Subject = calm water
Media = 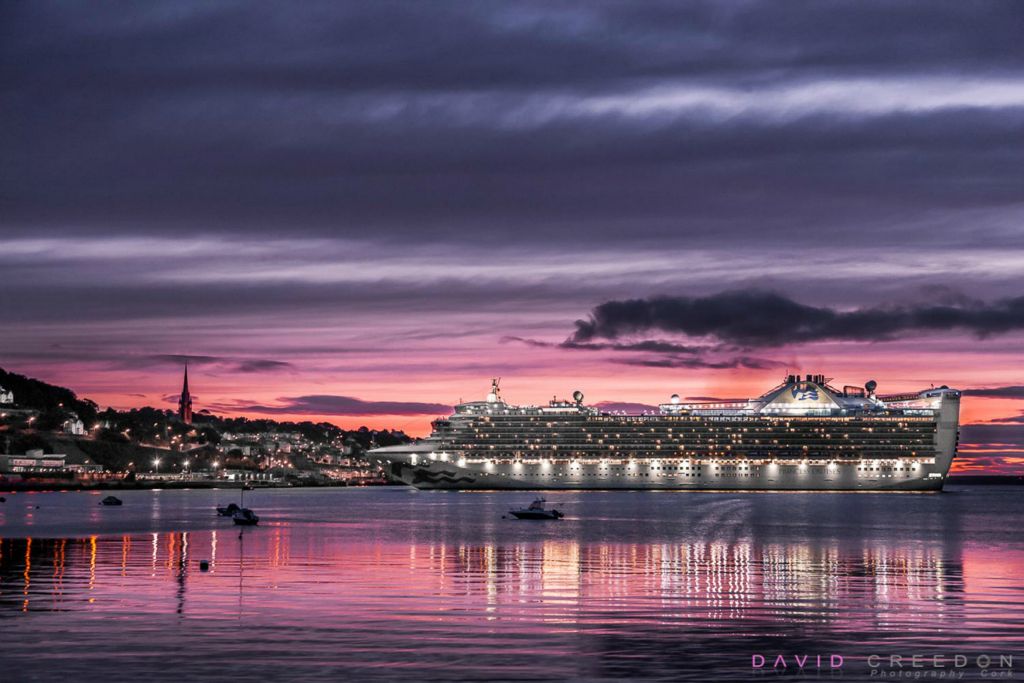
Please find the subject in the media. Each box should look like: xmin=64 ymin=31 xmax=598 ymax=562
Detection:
xmin=1 ymin=486 xmax=1022 ymax=681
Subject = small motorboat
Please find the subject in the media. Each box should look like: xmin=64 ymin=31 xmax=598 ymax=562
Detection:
xmin=99 ymin=495 xmax=123 ymax=506
xmin=232 ymin=508 xmax=259 ymax=526
xmin=508 ymin=498 xmax=563 ymax=520
xmin=216 ymin=502 xmax=241 ymax=517
xmin=242 ymin=483 xmax=255 ymax=491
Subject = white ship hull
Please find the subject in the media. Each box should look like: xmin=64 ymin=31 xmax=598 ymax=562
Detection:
xmin=370 ymin=445 xmax=951 ymax=491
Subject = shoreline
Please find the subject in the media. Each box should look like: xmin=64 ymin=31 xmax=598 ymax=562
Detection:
xmin=1 ymin=475 xmax=1018 ymax=494
xmin=0 ymin=478 xmax=394 ymax=493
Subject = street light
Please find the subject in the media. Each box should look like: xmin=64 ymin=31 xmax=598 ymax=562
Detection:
xmin=153 ymin=457 xmax=161 ymax=473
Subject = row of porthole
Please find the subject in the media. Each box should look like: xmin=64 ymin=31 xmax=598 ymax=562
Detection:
xmin=472 ymin=459 xmax=925 ymax=466
xmin=462 ymin=435 xmax=933 ymax=442
xmin=468 ymin=454 xmax=933 ymax=464
xmin=481 ymin=468 xmax=912 ymax=477
xmin=479 ymin=464 xmax=921 ymax=475
xmin=481 ymin=471 xmax=909 ymax=478
xmin=858 ymin=466 xmax=914 ymax=472
xmin=489 ymin=472 xmax=706 ymax=477
xmin=458 ymin=442 xmax=933 ymax=450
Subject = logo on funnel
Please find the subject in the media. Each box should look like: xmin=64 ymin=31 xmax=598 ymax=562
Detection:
xmin=791 ymin=385 xmax=819 ymax=401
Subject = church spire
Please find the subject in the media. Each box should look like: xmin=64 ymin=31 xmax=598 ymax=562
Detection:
xmin=178 ymin=364 xmax=193 ymax=425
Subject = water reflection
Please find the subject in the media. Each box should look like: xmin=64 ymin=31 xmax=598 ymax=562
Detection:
xmin=0 ymin=532 xmax=968 ymax=632
xmin=0 ymin=488 xmax=1021 ymax=681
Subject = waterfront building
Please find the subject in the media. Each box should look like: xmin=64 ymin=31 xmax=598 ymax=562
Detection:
xmin=0 ymin=449 xmax=104 ymax=475
xmin=0 ymin=450 xmax=67 ymax=472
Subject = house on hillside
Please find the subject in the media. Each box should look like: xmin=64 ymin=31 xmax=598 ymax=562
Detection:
xmin=62 ymin=413 xmax=86 ymax=436
xmin=0 ymin=386 xmax=13 ymax=405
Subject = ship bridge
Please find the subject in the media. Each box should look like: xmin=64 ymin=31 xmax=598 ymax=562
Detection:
xmin=453 ymin=379 xmax=599 ymax=417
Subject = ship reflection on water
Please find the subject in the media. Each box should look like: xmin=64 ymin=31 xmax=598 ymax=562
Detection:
xmin=0 ymin=487 xmax=1021 ymax=680
xmin=1 ymin=533 xmax=967 ymax=625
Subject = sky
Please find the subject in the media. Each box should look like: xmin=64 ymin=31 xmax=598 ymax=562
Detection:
xmin=2 ymin=1 xmax=1023 ymax=473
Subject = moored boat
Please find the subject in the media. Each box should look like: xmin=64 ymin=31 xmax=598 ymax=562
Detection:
xmin=216 ymin=502 xmax=241 ymax=516
xmin=509 ymin=498 xmax=563 ymax=520
xmin=232 ymin=508 xmax=259 ymax=526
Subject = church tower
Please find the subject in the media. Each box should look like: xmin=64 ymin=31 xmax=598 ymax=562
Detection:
xmin=178 ymin=365 xmax=193 ymax=425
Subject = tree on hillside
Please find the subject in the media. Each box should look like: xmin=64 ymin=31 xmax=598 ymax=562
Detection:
xmin=0 ymin=368 xmax=98 ymax=426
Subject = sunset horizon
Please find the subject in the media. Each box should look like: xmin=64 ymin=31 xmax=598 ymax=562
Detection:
xmin=4 ymin=352 xmax=1021 ymax=475
xmin=4 ymin=3 xmax=1024 ymax=681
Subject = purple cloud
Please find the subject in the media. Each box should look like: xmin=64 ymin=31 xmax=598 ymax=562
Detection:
xmin=225 ymin=395 xmax=451 ymax=417
xmin=571 ymin=291 xmax=1024 ymax=348
xmin=962 ymin=386 xmax=1024 ymax=399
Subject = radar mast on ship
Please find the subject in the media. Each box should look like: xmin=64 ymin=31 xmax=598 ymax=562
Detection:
xmin=486 ymin=378 xmax=502 ymax=403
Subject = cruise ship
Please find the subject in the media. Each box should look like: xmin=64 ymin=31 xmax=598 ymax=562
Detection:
xmin=368 ymin=375 xmax=961 ymax=491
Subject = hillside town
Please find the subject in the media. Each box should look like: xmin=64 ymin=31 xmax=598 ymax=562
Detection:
xmin=0 ymin=367 xmax=411 ymax=490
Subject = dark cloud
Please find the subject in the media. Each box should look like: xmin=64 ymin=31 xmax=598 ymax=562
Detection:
xmin=149 ymin=354 xmax=222 ymax=366
xmin=501 ymin=336 xmax=561 ymax=349
xmin=2 ymin=1 xmax=1023 ymax=252
xmin=571 ymin=290 xmax=1024 ymax=347
xmin=234 ymin=359 xmax=294 ymax=373
xmin=502 ymin=336 xmax=708 ymax=354
xmin=616 ymin=356 xmax=783 ymax=370
xmin=561 ymin=340 xmax=713 ymax=354
xmin=6 ymin=277 xmax=608 ymax=326
xmin=134 ymin=355 xmax=294 ymax=374
xmin=953 ymin=455 xmax=1024 ymax=474
xmin=962 ymin=386 xmax=1024 ymax=399
xmin=959 ymin=424 xmax=1024 ymax=447
xmin=226 ymin=395 xmax=451 ymax=417
xmin=502 ymin=334 xmax=779 ymax=370
xmin=956 ymin=423 xmax=1024 ymax=474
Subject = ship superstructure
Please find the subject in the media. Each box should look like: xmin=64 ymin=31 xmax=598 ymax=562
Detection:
xmin=368 ymin=375 xmax=961 ymax=490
